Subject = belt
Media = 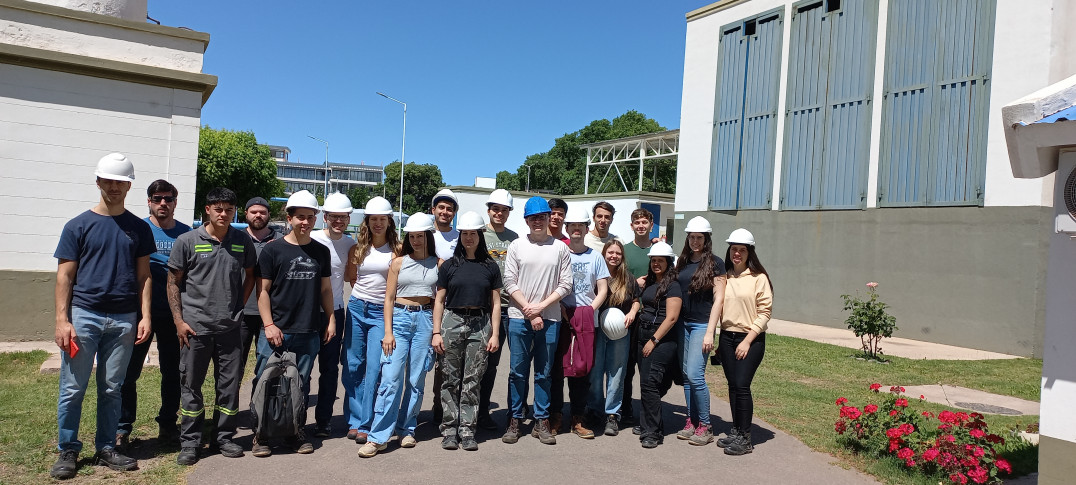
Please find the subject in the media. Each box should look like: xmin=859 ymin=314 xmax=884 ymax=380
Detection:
xmin=449 ymin=308 xmax=486 ymax=317
xmin=394 ymin=302 xmax=433 ymax=311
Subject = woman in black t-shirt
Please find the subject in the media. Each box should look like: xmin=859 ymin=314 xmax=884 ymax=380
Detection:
xmin=635 ymin=242 xmax=682 ymax=449
xmin=588 ymin=240 xmax=640 ymax=436
xmin=431 ymin=212 xmax=502 ymax=451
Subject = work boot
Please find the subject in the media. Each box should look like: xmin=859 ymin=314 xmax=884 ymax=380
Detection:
xmin=501 ymin=418 xmax=521 ymax=444
xmin=354 ymin=431 xmax=368 ymax=444
xmin=252 ymin=434 xmax=271 ymax=457
xmin=114 ymin=433 xmax=130 ymax=453
xmin=346 ymin=428 xmax=359 ymax=441
xmin=50 ymin=449 xmax=79 ymax=480
xmin=532 ymin=418 xmax=556 ymax=445
xmin=716 ymin=427 xmax=741 ymax=448
xmin=94 ymin=448 xmax=137 ymax=471
xmin=216 ymin=440 xmax=245 ymax=458
xmin=176 ymin=447 xmax=199 ymax=466
xmin=676 ymin=417 xmax=696 ymax=440
xmin=689 ymin=424 xmax=714 ymax=446
xmin=313 ymin=423 xmax=331 ymax=438
xmin=548 ymin=412 xmax=563 ymax=436
xmin=441 ymin=435 xmax=459 ymax=450
xmin=571 ymin=415 xmax=595 ymax=439
xmin=604 ymin=415 xmax=620 ymax=436
xmin=723 ymin=430 xmax=753 ymax=455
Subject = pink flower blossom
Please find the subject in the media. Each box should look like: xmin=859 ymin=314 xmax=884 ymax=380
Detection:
xmin=897 ymin=447 xmax=914 ymax=459
xmin=969 ymin=428 xmax=985 ymax=439
xmin=950 ymin=473 xmax=968 ymax=485
xmin=922 ymin=448 xmax=940 ymax=461
xmin=895 ymin=398 xmax=909 ymax=408
xmin=866 ymin=282 xmax=879 ymax=288
xmin=967 ymin=466 xmax=988 ymax=484
xmin=996 ymin=458 xmax=1013 ymax=474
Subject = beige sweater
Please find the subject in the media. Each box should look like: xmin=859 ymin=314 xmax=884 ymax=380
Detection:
xmin=721 ymin=270 xmax=772 ymax=334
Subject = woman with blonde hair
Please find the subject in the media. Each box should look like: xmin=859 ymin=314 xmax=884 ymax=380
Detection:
xmin=342 ymin=197 xmax=400 ymax=444
xmin=587 ymin=239 xmax=640 ymax=436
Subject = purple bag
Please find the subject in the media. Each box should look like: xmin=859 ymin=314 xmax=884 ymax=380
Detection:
xmin=560 ymin=306 xmax=596 ymax=378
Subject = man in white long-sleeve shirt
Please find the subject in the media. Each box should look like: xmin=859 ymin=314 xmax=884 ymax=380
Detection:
xmin=500 ymin=196 xmax=573 ymax=446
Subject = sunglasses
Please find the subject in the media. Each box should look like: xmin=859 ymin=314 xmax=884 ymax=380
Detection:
xmin=151 ymin=195 xmax=176 ymax=203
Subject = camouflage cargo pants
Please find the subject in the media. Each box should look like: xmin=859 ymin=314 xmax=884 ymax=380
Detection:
xmin=439 ymin=309 xmax=492 ymax=439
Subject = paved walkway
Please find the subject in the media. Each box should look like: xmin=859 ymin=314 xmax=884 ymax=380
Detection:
xmin=767 ymin=319 xmax=1024 ymax=360
xmin=187 ymin=348 xmax=878 ymax=485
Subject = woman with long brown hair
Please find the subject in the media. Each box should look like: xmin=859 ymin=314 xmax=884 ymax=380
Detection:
xmin=342 ymin=197 xmax=400 ymax=444
xmin=587 ymin=239 xmax=640 ymax=436
xmin=716 ymin=228 xmax=772 ymax=456
xmin=636 ymin=242 xmax=683 ymax=449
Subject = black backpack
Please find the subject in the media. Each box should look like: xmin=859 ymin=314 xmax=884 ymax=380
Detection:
xmin=250 ymin=351 xmax=305 ymax=440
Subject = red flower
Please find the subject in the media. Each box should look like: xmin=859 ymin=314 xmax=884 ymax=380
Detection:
xmin=895 ymin=398 xmax=909 ymax=407
xmin=897 ymin=447 xmax=914 ymax=460
xmin=840 ymin=406 xmax=862 ymax=420
xmin=972 ymin=446 xmax=985 ymax=458
xmin=834 ymin=420 xmax=847 ymax=434
xmin=900 ymin=423 xmax=915 ymax=435
xmin=889 ymin=410 xmax=900 ymax=417
xmin=869 ymin=383 xmax=882 ymax=392
xmin=922 ymin=448 xmax=940 ymax=461
xmin=904 ymin=458 xmax=916 ymax=467
xmin=919 ymin=395 xmax=925 ymax=400
xmin=966 ymin=466 xmax=988 ymax=484
xmin=950 ymin=473 xmax=968 ymax=485
xmin=996 ymin=458 xmax=1013 ymax=474
xmin=985 ymin=434 xmax=1005 ymax=445
xmin=938 ymin=410 xmax=958 ymax=424
xmin=922 ymin=411 xmax=935 ymax=418
xmin=943 ymin=434 xmax=956 ymax=443
xmin=836 ymin=397 xmax=848 ymax=406
xmin=864 ymin=404 xmax=878 ymax=414
xmin=889 ymin=439 xmax=901 ymax=452
xmin=968 ymin=428 xmax=985 ymax=439
xmin=886 ymin=428 xmax=903 ymax=439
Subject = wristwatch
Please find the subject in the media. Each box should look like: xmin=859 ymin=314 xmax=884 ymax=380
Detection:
xmin=650 ymin=336 xmax=660 ymax=344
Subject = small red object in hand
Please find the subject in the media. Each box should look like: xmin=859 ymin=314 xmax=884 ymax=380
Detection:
xmin=68 ymin=340 xmax=80 ymax=358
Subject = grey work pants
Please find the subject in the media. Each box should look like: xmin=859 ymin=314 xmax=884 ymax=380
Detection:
xmin=179 ymin=328 xmax=242 ymax=448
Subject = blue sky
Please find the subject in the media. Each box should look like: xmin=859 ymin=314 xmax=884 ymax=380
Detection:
xmin=150 ymin=1 xmax=702 ymax=186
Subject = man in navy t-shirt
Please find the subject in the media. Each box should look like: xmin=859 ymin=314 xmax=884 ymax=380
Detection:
xmin=51 ymin=153 xmax=155 ymax=480
xmin=116 ymin=179 xmax=190 ymax=451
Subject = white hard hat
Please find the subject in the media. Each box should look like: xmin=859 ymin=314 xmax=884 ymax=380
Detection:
xmin=726 ymin=228 xmax=755 ymax=246
xmin=648 ymin=241 xmax=676 ymax=258
xmin=683 ymin=216 xmax=712 ymax=234
xmin=286 ymin=190 xmax=320 ymax=211
xmin=322 ymin=192 xmax=353 ymax=213
xmin=402 ymin=212 xmax=435 ymax=232
xmin=456 ymin=211 xmax=486 ymax=231
xmin=563 ymin=206 xmax=590 ymax=224
xmin=599 ymin=308 xmax=628 ymax=340
xmin=94 ymin=153 xmax=135 ymax=182
xmin=431 ymin=188 xmax=458 ymax=208
xmin=365 ymin=196 xmax=393 ymax=215
xmin=486 ymin=189 xmax=514 ymax=209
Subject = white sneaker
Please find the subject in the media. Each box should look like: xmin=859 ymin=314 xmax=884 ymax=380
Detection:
xmin=400 ymin=435 xmax=417 ymax=448
xmin=357 ymin=442 xmax=386 ymax=458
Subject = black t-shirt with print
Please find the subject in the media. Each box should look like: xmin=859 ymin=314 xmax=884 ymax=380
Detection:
xmin=257 ymin=239 xmax=331 ymax=334
xmin=437 ymin=257 xmax=503 ymax=309
xmin=676 ymin=254 xmax=726 ymax=322
xmin=638 ymin=280 xmax=682 ymax=326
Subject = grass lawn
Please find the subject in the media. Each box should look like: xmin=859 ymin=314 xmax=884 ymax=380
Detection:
xmin=0 ymin=350 xmax=230 ymax=484
xmin=706 ymin=335 xmax=1041 ymax=485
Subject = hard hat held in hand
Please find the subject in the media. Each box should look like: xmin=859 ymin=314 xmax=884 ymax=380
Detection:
xmin=365 ymin=196 xmax=393 ymax=215
xmin=647 ymin=241 xmax=676 ymax=258
xmin=683 ymin=216 xmax=712 ymax=234
xmin=456 ymin=211 xmax=486 ymax=231
xmin=563 ymin=206 xmax=590 ymax=224
xmin=523 ymin=196 xmax=551 ymax=218
xmin=486 ymin=189 xmax=514 ymax=209
xmin=402 ymin=212 xmax=435 ymax=232
xmin=322 ymin=192 xmax=353 ymax=213
xmin=600 ymin=308 xmax=628 ymax=340
xmin=286 ymin=190 xmax=319 ymax=211
xmin=95 ymin=153 xmax=135 ymax=182
xmin=726 ymin=228 xmax=755 ymax=246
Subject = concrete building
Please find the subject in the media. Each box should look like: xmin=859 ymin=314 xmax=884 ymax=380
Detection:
xmin=674 ymin=0 xmax=1075 ymax=356
xmin=270 ymin=145 xmax=383 ymax=195
xmin=0 ymin=0 xmax=216 ymax=339
xmin=1002 ymin=74 xmax=1076 ymax=485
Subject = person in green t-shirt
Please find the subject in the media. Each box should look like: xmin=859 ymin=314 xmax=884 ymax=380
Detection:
xmin=619 ymin=207 xmax=654 ymax=427
xmin=481 ymin=190 xmax=518 ymax=429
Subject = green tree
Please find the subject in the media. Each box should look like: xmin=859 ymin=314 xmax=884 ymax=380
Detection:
xmin=347 ymin=185 xmax=373 ymax=209
xmin=496 ymin=170 xmax=520 ymax=191
xmin=375 ymin=161 xmax=445 ymax=215
xmin=196 ymin=126 xmax=284 ymax=217
xmin=507 ymin=110 xmax=674 ymax=195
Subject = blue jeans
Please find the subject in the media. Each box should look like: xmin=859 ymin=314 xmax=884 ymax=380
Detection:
xmin=342 ymin=297 xmax=385 ymax=432
xmin=369 ymin=307 xmax=434 ymax=443
xmin=507 ymin=318 xmax=559 ymax=420
xmin=57 ymin=307 xmax=136 ymax=452
xmin=253 ymin=330 xmax=320 ymax=426
xmin=682 ymin=321 xmax=711 ymax=426
xmin=588 ymin=328 xmax=630 ymax=417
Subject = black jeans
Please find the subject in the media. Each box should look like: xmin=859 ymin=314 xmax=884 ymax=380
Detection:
xmin=637 ymin=324 xmax=679 ymax=441
xmin=478 ymin=311 xmax=509 ymax=417
xmin=718 ymin=331 xmax=766 ymax=432
xmin=119 ymin=312 xmax=181 ymax=435
xmin=239 ymin=314 xmax=263 ymax=387
xmin=314 ymin=308 xmax=345 ymax=426
xmin=621 ymin=323 xmax=638 ymax=418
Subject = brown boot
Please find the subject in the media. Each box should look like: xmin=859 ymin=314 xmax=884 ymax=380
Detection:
xmin=548 ymin=412 xmax=563 ymax=436
xmin=571 ymin=415 xmax=595 ymax=439
xmin=502 ymin=418 xmax=521 ymax=444
xmin=532 ymin=418 xmax=557 ymax=445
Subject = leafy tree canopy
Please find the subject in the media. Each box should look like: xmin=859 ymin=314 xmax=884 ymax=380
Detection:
xmin=497 ymin=110 xmax=674 ymax=195
xmin=196 ymin=126 xmax=284 ymax=218
xmin=374 ymin=161 xmax=446 ymax=215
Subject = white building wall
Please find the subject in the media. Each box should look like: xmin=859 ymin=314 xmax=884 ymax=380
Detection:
xmin=678 ymin=0 xmax=1074 ymax=211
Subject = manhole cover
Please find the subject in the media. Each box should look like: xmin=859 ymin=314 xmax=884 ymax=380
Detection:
xmin=953 ymin=402 xmax=1022 ymax=415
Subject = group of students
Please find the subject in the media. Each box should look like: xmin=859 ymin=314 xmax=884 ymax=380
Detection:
xmin=50 ymin=153 xmax=773 ymax=480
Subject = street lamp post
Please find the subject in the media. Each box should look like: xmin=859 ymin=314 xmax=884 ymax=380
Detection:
xmin=307 ymin=135 xmax=330 ymax=197
xmin=377 ymin=92 xmax=406 ymax=228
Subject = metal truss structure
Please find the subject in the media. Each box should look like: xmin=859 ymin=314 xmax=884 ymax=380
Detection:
xmin=581 ymin=129 xmax=679 ymax=194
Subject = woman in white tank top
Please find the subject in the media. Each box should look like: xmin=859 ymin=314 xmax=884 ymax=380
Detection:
xmin=342 ymin=197 xmax=400 ymax=443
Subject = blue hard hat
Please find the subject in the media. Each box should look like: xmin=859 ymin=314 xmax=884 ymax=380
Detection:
xmin=523 ymin=196 xmax=551 ymax=218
